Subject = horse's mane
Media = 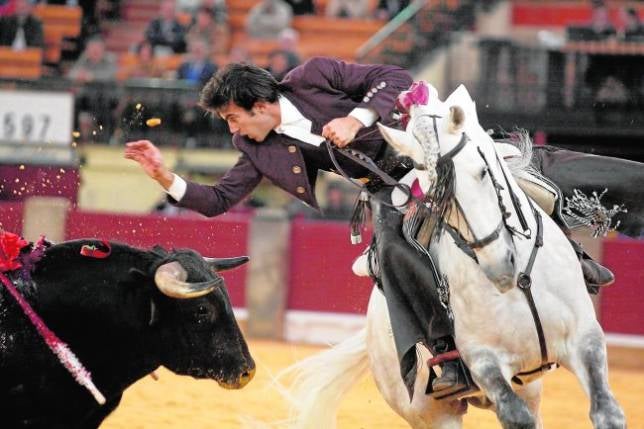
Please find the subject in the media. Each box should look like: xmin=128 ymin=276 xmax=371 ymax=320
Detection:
xmin=495 ymin=129 xmax=545 ymax=183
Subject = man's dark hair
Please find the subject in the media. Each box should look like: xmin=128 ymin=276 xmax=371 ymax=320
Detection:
xmin=199 ymin=63 xmax=281 ymax=112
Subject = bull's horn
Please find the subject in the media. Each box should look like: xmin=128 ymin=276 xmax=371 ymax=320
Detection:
xmin=204 ymin=256 xmax=249 ymax=272
xmin=154 ymin=261 xmax=222 ymax=299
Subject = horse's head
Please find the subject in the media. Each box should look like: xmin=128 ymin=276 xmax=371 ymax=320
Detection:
xmin=380 ymin=83 xmax=518 ymax=292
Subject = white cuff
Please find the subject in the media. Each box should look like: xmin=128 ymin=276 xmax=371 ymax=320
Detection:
xmin=166 ymin=174 xmax=187 ymax=201
xmin=349 ymin=107 xmax=378 ymax=127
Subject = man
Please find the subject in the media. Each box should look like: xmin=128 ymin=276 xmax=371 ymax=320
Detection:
xmin=145 ymin=0 xmax=187 ymax=55
xmin=0 ymin=0 xmax=43 ymax=50
xmin=245 ymin=0 xmax=292 ymax=39
xmin=176 ymin=36 xmax=217 ymax=86
xmin=125 ymin=58 xmax=615 ymax=398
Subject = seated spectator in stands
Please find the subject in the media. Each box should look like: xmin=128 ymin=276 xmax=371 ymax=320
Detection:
xmin=326 ymin=0 xmax=369 ymax=19
xmin=315 ymin=182 xmax=353 ymax=221
xmin=145 ymin=0 xmax=187 ymax=55
xmin=246 ymin=0 xmax=293 ymax=39
xmin=228 ymin=45 xmax=253 ymax=64
xmin=374 ymin=0 xmax=409 ymax=20
xmin=121 ymin=40 xmax=164 ymax=80
xmin=589 ymin=0 xmax=616 ymax=39
xmin=284 ymin=0 xmax=314 ymax=16
xmin=623 ymin=7 xmax=644 ymax=40
xmin=187 ymin=5 xmax=229 ymax=55
xmin=176 ymin=37 xmax=217 ymax=85
xmin=0 ymin=0 xmax=43 ymax=50
xmin=267 ymin=28 xmax=301 ymax=79
xmin=67 ymin=36 xmax=117 ymax=82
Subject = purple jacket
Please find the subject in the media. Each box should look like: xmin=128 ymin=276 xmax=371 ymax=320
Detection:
xmin=174 ymin=57 xmax=413 ymax=217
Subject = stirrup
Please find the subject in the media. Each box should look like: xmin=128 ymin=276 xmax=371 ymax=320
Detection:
xmin=425 ymin=350 xmax=478 ymax=400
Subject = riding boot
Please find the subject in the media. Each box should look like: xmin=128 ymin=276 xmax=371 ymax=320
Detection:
xmin=429 ymin=336 xmax=467 ymax=394
xmin=568 ymin=238 xmax=615 ymax=294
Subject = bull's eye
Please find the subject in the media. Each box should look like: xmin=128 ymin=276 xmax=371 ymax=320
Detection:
xmin=197 ymin=305 xmax=209 ymax=316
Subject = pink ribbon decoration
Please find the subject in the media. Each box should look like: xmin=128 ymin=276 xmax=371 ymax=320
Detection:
xmin=395 ymin=81 xmax=434 ymax=128
xmin=410 ymin=178 xmax=424 ymax=198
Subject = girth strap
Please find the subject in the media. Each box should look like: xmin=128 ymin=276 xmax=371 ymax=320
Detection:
xmin=516 ymin=204 xmax=549 ymax=369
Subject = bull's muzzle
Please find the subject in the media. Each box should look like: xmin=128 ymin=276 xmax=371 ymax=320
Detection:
xmin=218 ymin=366 xmax=256 ymax=390
xmin=154 ymin=261 xmax=223 ymax=299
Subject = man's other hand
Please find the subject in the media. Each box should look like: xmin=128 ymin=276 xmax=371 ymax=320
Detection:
xmin=124 ymin=140 xmax=174 ymax=189
xmin=322 ymin=116 xmax=364 ymax=148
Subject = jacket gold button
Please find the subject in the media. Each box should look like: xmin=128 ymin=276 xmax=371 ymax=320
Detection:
xmin=296 ymin=186 xmax=305 ymax=194
xmin=292 ymin=166 xmax=302 ymax=174
xmin=288 ymin=145 xmax=297 ymax=153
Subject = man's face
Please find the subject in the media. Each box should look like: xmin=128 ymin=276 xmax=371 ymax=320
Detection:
xmin=86 ymin=41 xmax=105 ymax=63
xmin=218 ymin=102 xmax=276 ymax=143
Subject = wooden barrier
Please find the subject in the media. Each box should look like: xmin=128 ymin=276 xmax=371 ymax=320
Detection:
xmin=0 ymin=48 xmax=42 ymax=79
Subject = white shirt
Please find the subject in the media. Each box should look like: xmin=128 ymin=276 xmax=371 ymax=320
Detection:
xmin=165 ymin=96 xmax=378 ymax=201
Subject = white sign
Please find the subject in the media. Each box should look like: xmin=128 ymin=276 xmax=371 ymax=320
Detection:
xmin=0 ymin=90 xmax=73 ymax=146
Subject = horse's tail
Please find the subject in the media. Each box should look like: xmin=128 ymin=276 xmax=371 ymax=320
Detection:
xmin=280 ymin=328 xmax=369 ymax=429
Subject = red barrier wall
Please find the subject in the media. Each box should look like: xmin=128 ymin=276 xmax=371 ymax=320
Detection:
xmin=0 ymin=165 xmax=80 ymax=204
xmin=512 ymin=3 xmax=643 ymax=28
xmin=600 ymin=238 xmax=644 ymax=335
xmin=0 ymin=202 xmax=24 ymax=233
xmin=288 ymin=218 xmax=373 ymax=314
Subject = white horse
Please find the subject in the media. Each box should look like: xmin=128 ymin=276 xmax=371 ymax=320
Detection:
xmin=280 ymin=85 xmax=625 ymax=429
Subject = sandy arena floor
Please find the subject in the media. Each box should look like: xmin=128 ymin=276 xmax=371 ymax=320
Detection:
xmin=102 ymin=340 xmax=644 ymax=429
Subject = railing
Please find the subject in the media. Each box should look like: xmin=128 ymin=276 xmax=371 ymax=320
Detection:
xmin=356 ymin=0 xmax=478 ymax=69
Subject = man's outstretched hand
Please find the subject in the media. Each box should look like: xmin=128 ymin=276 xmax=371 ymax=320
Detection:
xmin=124 ymin=140 xmax=174 ymax=189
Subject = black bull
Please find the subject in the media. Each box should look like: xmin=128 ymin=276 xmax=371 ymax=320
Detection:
xmin=0 ymin=239 xmax=255 ymax=428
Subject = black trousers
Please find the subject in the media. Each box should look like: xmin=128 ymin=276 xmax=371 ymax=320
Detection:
xmin=370 ymin=189 xmax=453 ymax=398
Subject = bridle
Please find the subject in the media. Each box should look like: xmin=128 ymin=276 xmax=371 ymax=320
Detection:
xmin=420 ymin=114 xmax=553 ymax=377
xmin=420 ymin=114 xmax=532 ymax=262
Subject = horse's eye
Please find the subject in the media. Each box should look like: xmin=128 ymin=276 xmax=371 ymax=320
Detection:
xmin=479 ymin=168 xmax=487 ymax=180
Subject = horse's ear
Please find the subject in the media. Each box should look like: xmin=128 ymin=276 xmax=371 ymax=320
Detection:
xmin=377 ymin=122 xmax=425 ymax=165
xmin=448 ymin=105 xmax=465 ymax=134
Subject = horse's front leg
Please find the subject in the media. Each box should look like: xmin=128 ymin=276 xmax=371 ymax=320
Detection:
xmin=515 ymin=380 xmax=543 ymax=429
xmin=463 ymin=349 xmax=536 ymax=429
xmin=560 ymin=324 xmax=626 ymax=429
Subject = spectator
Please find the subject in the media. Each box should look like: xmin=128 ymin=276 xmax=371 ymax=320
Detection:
xmin=187 ymin=5 xmax=229 ymax=55
xmin=312 ymin=181 xmax=353 ymax=220
xmin=246 ymin=0 xmax=292 ymax=39
xmin=228 ymin=45 xmax=253 ymax=64
xmin=589 ymin=0 xmax=615 ymax=39
xmin=145 ymin=0 xmax=187 ymax=55
xmin=177 ymin=36 xmax=217 ymax=85
xmin=374 ymin=0 xmax=409 ymax=20
xmin=67 ymin=36 xmax=116 ymax=82
xmin=623 ymin=7 xmax=644 ymax=40
xmin=0 ymin=0 xmax=43 ymax=50
xmin=121 ymin=40 xmax=164 ymax=80
xmin=202 ymin=0 xmax=228 ymax=24
xmin=284 ymin=0 xmax=314 ymax=15
xmin=267 ymin=28 xmax=301 ymax=79
xmin=326 ymin=0 xmax=370 ymax=18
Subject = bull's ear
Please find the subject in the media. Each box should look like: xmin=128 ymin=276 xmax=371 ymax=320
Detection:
xmin=204 ymin=256 xmax=249 ymax=272
xmin=128 ymin=268 xmax=148 ymax=280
